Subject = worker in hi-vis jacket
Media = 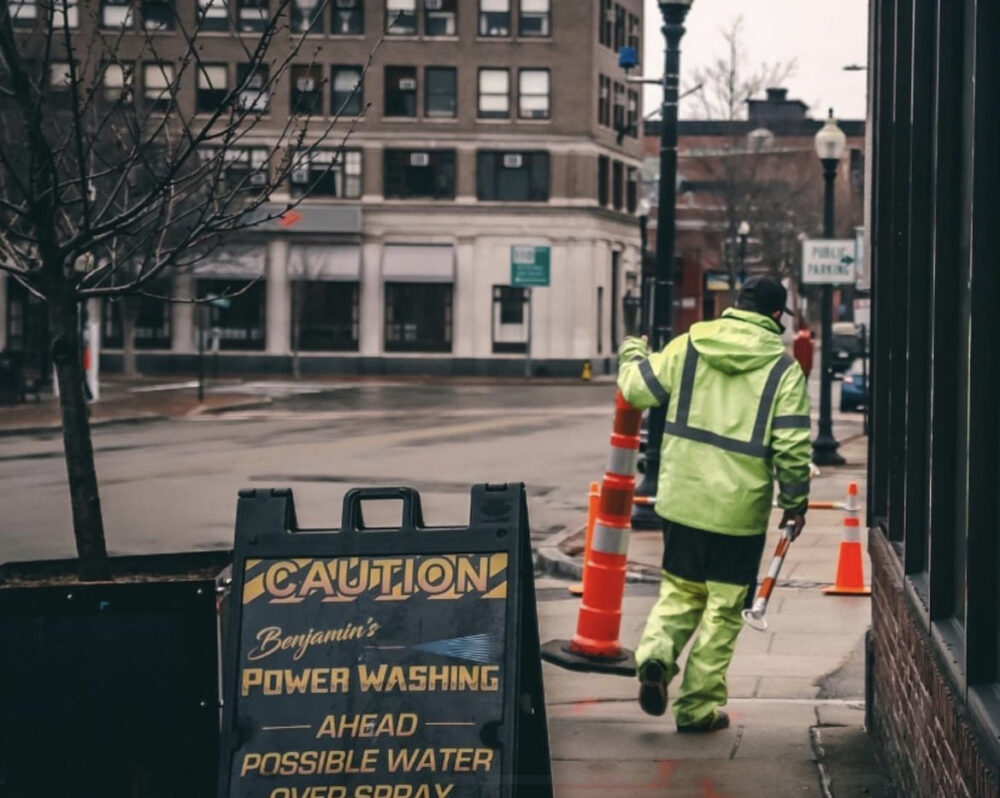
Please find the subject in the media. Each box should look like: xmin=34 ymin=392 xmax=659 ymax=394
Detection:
xmin=618 ymin=276 xmax=812 ymax=733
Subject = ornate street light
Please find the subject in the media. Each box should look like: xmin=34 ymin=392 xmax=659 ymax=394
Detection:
xmin=812 ymin=109 xmax=847 ymax=466
xmin=632 ymin=0 xmax=696 ymax=529
xmin=737 ymin=219 xmax=751 ymax=286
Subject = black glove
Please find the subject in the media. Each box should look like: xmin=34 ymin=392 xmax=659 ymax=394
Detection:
xmin=779 ymin=509 xmax=806 ymax=541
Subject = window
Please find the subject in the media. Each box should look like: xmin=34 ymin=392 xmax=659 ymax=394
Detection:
xmin=143 ymin=63 xmax=175 ymax=112
xmin=519 ymin=0 xmax=549 ymax=36
xmin=597 ymin=155 xmax=609 ymax=206
xmin=384 ymin=66 xmax=417 ymax=117
xmin=200 ymin=146 xmax=270 ymax=190
xmin=383 ymin=150 xmax=456 ymax=199
xmin=626 ymin=89 xmax=639 ymax=137
xmin=197 ymin=279 xmax=265 ymax=350
xmin=425 ymin=67 xmax=456 ymax=118
xmin=142 ymin=0 xmax=173 ymax=30
xmin=626 ymin=166 xmax=637 ymax=213
xmin=53 ymin=0 xmax=80 ymax=28
xmin=290 ymin=149 xmax=362 ymax=197
xmin=424 ymin=0 xmax=456 ymax=36
xmin=101 ymin=0 xmax=132 ymax=27
xmin=293 ymin=282 xmax=359 ymax=351
xmin=613 ymin=4 xmax=625 ymax=50
xmin=102 ymin=63 xmax=133 ymax=104
xmin=291 ymin=0 xmax=322 ymax=31
xmin=49 ymin=62 xmax=72 ymax=92
xmin=598 ymin=75 xmax=610 ymax=126
xmin=332 ymin=66 xmax=363 ymax=116
xmin=102 ymin=292 xmax=171 ymax=350
xmin=332 ymin=0 xmax=363 ymax=34
xmin=612 ymin=160 xmax=623 ymax=210
xmin=497 ymin=286 xmax=525 ymax=324
xmin=291 ymin=64 xmax=322 ymax=114
xmin=10 ymin=0 xmax=38 ymax=27
xmin=477 ymin=151 xmax=549 ymax=202
xmin=385 ymin=283 xmax=453 ymax=353
xmin=613 ymin=81 xmax=625 ymax=131
xmin=197 ymin=64 xmax=228 ymax=113
xmin=518 ymin=69 xmax=549 ymax=119
xmin=198 ymin=0 xmax=228 ymax=30
xmin=628 ymin=13 xmax=640 ymax=59
xmin=237 ymin=0 xmax=267 ymax=31
xmin=479 ymin=0 xmax=509 ymax=36
xmin=599 ymin=0 xmax=612 ymax=47
xmin=237 ymin=64 xmax=269 ymax=112
xmin=385 ymin=0 xmax=416 ymax=34
xmin=478 ymin=68 xmax=509 ymax=119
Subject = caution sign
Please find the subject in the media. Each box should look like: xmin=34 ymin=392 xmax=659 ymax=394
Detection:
xmin=218 ymin=485 xmax=551 ymax=798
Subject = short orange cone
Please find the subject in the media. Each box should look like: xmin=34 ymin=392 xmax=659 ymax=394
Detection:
xmin=569 ymin=482 xmax=601 ymax=596
xmin=823 ymin=481 xmax=871 ymax=595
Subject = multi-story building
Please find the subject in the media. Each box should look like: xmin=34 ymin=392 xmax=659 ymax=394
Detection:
xmin=0 ymin=0 xmax=645 ymax=378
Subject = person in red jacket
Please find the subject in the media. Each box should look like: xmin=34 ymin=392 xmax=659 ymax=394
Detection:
xmin=793 ymin=322 xmax=814 ymax=378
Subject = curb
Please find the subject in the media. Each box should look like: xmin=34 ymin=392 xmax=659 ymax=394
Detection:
xmin=535 ymin=526 xmax=660 ymax=585
xmin=185 ymin=396 xmax=274 ymax=417
xmin=0 ymin=412 xmax=166 ymax=438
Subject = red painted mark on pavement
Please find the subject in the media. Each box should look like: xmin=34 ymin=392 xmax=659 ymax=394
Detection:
xmin=279 ymin=210 xmax=303 ymax=227
xmin=700 ymin=777 xmax=728 ymax=797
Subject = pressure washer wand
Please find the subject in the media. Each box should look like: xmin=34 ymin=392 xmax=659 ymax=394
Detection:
xmin=742 ymin=523 xmax=795 ymax=632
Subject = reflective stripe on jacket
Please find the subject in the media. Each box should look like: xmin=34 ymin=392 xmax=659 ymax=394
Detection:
xmin=618 ymin=308 xmax=812 ymax=536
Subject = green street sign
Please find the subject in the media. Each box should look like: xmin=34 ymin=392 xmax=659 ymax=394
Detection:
xmin=510 ymin=245 xmax=550 ymax=287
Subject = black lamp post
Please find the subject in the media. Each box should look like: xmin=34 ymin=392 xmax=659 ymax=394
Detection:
xmin=737 ymin=220 xmax=750 ymax=285
xmin=632 ymin=0 xmax=694 ymax=530
xmin=812 ymin=109 xmax=846 ymax=466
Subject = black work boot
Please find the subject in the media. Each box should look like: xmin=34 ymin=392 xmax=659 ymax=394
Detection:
xmin=677 ymin=710 xmax=730 ymax=734
xmin=637 ymin=660 xmax=668 ymax=716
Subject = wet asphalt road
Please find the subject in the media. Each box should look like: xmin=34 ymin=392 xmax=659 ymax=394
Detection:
xmin=0 ymin=382 xmax=619 ymax=563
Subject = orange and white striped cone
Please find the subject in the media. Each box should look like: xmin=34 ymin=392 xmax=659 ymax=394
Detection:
xmin=823 ymin=481 xmax=871 ymax=596
xmin=542 ymin=390 xmax=642 ymax=676
xmin=569 ymin=482 xmax=601 ymax=596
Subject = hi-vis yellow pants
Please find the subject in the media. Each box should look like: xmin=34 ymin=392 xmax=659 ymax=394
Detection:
xmin=636 ymin=522 xmax=765 ymax=726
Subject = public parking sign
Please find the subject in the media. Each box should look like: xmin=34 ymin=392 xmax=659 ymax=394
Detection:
xmin=510 ymin=246 xmax=550 ymax=287
xmin=801 ymin=239 xmax=857 ymax=284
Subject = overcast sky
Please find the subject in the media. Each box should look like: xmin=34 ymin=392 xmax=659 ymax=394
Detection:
xmin=643 ymin=0 xmax=870 ymax=122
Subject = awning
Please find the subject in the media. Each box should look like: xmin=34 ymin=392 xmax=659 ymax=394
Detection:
xmin=288 ymin=244 xmax=361 ymax=280
xmin=381 ymin=245 xmax=454 ymax=283
xmin=193 ymin=246 xmax=266 ymax=279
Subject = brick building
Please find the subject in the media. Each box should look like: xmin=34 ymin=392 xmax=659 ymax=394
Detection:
xmin=866 ymin=0 xmax=1000 ymax=795
xmin=0 ymin=0 xmax=645 ymax=377
xmin=643 ymin=89 xmax=865 ymax=336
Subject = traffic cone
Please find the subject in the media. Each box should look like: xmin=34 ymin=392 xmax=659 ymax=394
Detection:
xmin=569 ymin=482 xmax=601 ymax=596
xmin=823 ymin=481 xmax=871 ymax=596
xmin=542 ymin=391 xmax=641 ymax=676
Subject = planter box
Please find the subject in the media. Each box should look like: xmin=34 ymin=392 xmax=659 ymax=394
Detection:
xmin=0 ymin=551 xmax=231 ymax=798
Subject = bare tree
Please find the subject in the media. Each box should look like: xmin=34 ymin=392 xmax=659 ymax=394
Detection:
xmin=680 ymin=17 xmax=818 ymax=304
xmin=0 ymin=0 xmax=376 ymax=578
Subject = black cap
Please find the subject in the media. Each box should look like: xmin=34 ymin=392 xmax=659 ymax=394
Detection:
xmin=737 ymin=276 xmax=792 ymax=316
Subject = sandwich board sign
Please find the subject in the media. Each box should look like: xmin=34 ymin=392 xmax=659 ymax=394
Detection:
xmin=801 ymin=239 xmax=857 ymax=285
xmin=218 ymin=484 xmax=552 ymax=798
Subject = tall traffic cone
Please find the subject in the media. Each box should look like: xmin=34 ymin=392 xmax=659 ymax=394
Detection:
xmin=541 ymin=391 xmax=641 ymax=676
xmin=569 ymin=482 xmax=601 ymax=596
xmin=823 ymin=481 xmax=871 ymax=595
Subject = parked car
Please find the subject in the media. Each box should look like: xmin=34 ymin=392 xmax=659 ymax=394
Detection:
xmin=831 ymin=322 xmax=864 ymax=374
xmin=840 ymin=357 xmax=868 ymax=412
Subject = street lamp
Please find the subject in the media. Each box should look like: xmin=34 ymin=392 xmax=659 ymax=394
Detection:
xmin=632 ymin=0 xmax=695 ymax=529
xmin=812 ymin=109 xmax=847 ymax=466
xmin=737 ymin=220 xmax=750 ymax=286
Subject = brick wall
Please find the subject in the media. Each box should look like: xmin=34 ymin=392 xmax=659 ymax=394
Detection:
xmin=869 ymin=532 xmax=1000 ymax=798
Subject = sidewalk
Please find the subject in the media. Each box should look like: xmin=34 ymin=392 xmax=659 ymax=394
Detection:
xmin=537 ymin=433 xmax=895 ymax=796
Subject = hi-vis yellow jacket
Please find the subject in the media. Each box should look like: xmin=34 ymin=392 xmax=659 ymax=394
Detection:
xmin=618 ymin=308 xmax=812 ymax=536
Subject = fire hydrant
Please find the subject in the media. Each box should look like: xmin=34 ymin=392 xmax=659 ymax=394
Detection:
xmin=581 ymin=360 xmax=593 ymax=381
